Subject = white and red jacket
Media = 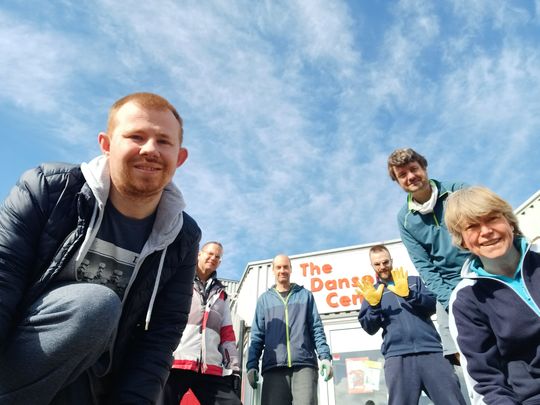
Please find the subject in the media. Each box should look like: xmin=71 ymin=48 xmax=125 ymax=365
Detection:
xmin=172 ymin=273 xmax=240 ymax=376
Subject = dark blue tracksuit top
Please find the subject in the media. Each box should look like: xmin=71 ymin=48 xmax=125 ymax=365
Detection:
xmin=450 ymin=240 xmax=540 ymax=404
xmin=358 ymin=275 xmax=442 ymax=358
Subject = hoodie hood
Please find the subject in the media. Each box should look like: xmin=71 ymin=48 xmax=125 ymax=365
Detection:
xmin=80 ymin=154 xmax=187 ymax=331
xmin=269 ymin=283 xmax=303 ymax=294
xmin=80 ymin=155 xmax=111 ymax=209
xmin=80 ymin=155 xmax=186 ymax=250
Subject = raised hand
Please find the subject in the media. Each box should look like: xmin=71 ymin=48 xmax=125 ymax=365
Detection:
xmin=387 ymin=267 xmax=409 ymax=297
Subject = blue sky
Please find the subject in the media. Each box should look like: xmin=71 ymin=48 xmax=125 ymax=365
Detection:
xmin=1 ymin=0 xmax=539 ymax=280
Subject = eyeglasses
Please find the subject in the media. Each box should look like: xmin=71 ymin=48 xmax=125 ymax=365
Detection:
xmin=201 ymin=250 xmax=222 ymax=260
xmin=372 ymin=260 xmax=392 ymax=268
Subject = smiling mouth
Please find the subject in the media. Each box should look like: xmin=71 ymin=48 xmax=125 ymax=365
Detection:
xmin=481 ymin=239 xmax=501 ymax=247
xmin=134 ymin=165 xmax=161 ymax=172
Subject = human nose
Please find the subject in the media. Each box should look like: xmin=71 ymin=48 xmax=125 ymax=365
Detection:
xmin=406 ymin=171 xmax=416 ymax=181
xmin=140 ymin=138 xmax=159 ymax=156
xmin=478 ymin=222 xmax=493 ymax=235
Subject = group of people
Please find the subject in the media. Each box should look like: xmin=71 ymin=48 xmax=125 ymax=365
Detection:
xmin=0 ymin=91 xmax=537 ymax=405
xmin=358 ymin=148 xmax=540 ymax=404
xmin=0 ymin=92 xmax=334 ymax=405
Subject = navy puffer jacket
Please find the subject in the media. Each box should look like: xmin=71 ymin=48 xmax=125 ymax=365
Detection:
xmin=0 ymin=161 xmax=200 ymax=404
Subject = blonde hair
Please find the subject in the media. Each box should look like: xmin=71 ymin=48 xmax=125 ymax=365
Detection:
xmin=444 ymin=186 xmax=522 ymax=249
xmin=107 ymin=92 xmax=183 ymax=141
xmin=387 ymin=148 xmax=428 ymax=181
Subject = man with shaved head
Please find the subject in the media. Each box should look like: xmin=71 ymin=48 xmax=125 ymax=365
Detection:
xmin=246 ymin=254 xmax=333 ymax=405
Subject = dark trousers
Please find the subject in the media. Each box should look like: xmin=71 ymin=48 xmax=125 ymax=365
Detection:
xmin=384 ymin=352 xmax=467 ymax=405
xmin=162 ymin=369 xmax=241 ymax=405
xmin=261 ymin=366 xmax=318 ymax=405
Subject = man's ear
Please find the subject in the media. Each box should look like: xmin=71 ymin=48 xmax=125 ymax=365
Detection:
xmin=98 ymin=132 xmax=111 ymax=155
xmin=176 ymin=147 xmax=188 ymax=168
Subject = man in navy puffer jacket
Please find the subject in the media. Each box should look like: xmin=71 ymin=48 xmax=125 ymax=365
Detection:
xmin=0 ymin=92 xmax=200 ymax=404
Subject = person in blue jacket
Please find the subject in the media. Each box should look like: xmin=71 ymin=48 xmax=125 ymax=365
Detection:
xmin=387 ymin=148 xmax=470 ymax=361
xmin=445 ymin=186 xmax=540 ymax=404
xmin=246 ymin=254 xmax=333 ymax=405
xmin=357 ymin=244 xmax=466 ymax=405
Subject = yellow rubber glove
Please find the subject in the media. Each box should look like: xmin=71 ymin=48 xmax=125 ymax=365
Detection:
xmin=387 ymin=267 xmax=409 ymax=297
xmin=356 ymin=279 xmax=384 ymax=306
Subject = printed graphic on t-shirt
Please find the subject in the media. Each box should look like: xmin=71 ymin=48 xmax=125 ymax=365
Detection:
xmin=77 ymin=237 xmax=138 ymax=298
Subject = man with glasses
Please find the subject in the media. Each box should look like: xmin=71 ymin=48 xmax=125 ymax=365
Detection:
xmin=162 ymin=242 xmax=241 ymax=405
xmin=357 ymin=245 xmax=466 ymax=405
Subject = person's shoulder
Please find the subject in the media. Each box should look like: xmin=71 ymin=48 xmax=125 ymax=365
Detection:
xmin=18 ymin=162 xmax=83 ymax=196
xmin=436 ymin=179 xmax=467 ymax=193
xmin=255 ymin=289 xmax=275 ymax=306
xmin=396 ymin=199 xmax=409 ymax=217
xmin=450 ymin=278 xmax=477 ymax=311
xmin=291 ymin=284 xmax=310 ymax=296
xmin=21 ymin=162 xmax=81 ymax=182
xmin=181 ymin=212 xmax=202 ymax=238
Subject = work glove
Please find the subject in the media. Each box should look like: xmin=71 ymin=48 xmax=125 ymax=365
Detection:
xmin=320 ymin=359 xmax=333 ymax=381
xmin=247 ymin=368 xmax=259 ymax=389
xmin=356 ymin=279 xmax=384 ymax=306
xmin=387 ymin=267 xmax=409 ymax=297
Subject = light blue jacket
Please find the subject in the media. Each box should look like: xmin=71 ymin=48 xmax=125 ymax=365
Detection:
xmin=246 ymin=283 xmax=331 ymax=374
xmin=397 ymin=179 xmax=470 ymax=309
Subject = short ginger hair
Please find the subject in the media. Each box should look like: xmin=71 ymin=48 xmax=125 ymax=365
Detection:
xmin=107 ymin=92 xmax=184 ymax=141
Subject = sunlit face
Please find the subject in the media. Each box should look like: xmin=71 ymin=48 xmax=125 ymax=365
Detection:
xmin=370 ymin=250 xmax=393 ymax=281
xmin=198 ymin=243 xmax=223 ymax=275
xmin=98 ymin=101 xmax=187 ymax=201
xmin=461 ymin=213 xmax=514 ymax=260
xmin=392 ymin=162 xmax=430 ymax=195
xmin=273 ymin=255 xmax=292 ymax=285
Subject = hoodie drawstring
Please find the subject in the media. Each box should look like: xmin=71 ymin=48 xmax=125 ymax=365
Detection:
xmin=145 ymin=247 xmax=168 ymax=330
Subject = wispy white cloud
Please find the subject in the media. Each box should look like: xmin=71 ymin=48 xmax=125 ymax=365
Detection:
xmin=0 ymin=10 xmax=75 ymax=112
xmin=1 ymin=0 xmax=539 ymax=279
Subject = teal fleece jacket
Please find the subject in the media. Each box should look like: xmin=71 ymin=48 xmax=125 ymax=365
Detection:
xmin=397 ymin=179 xmax=470 ymax=309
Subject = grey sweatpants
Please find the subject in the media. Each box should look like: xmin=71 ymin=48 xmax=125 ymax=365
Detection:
xmin=0 ymin=283 xmax=121 ymax=405
xmin=436 ymin=301 xmax=458 ymax=356
xmin=261 ymin=366 xmax=318 ymax=405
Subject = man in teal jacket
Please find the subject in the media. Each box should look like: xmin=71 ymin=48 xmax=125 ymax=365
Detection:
xmin=246 ymin=254 xmax=333 ymax=405
xmin=387 ymin=148 xmax=470 ymax=361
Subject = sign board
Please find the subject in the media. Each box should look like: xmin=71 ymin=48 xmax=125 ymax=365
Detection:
xmin=289 ymin=242 xmax=417 ymax=314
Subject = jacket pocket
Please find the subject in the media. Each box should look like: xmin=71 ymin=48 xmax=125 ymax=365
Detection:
xmin=507 ymin=360 xmax=540 ymax=402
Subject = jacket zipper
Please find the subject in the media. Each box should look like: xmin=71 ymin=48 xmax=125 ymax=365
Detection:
xmin=274 ymin=288 xmax=293 ymax=367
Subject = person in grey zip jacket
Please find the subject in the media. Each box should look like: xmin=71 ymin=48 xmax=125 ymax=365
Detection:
xmin=445 ymin=186 xmax=540 ymax=404
xmin=246 ymin=254 xmax=333 ymax=405
xmin=0 ymin=92 xmax=201 ymax=405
